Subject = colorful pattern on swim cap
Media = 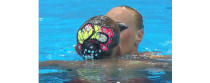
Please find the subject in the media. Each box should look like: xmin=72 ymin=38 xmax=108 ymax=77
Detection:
xmin=90 ymin=25 xmax=101 ymax=40
xmin=100 ymin=27 xmax=114 ymax=51
xmin=76 ymin=23 xmax=114 ymax=59
xmin=77 ymin=24 xmax=94 ymax=44
xmin=77 ymin=24 xmax=114 ymax=46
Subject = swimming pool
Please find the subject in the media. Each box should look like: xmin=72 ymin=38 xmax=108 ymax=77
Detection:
xmin=39 ymin=0 xmax=172 ymax=82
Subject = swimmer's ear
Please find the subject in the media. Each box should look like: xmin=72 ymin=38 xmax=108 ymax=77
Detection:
xmin=135 ymin=29 xmax=144 ymax=45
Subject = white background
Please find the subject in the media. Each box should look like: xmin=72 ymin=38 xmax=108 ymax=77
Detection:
xmin=0 ymin=0 xmax=210 ymax=83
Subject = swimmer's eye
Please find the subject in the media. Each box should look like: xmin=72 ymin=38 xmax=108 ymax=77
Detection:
xmin=118 ymin=23 xmax=128 ymax=31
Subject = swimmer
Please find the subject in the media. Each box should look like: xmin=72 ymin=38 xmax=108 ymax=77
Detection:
xmin=40 ymin=16 xmax=120 ymax=64
xmin=40 ymin=16 xmax=121 ymax=83
xmin=40 ymin=16 xmax=171 ymax=83
xmin=40 ymin=15 xmax=122 ymax=69
xmin=74 ymin=15 xmax=120 ymax=60
xmin=106 ymin=6 xmax=171 ymax=59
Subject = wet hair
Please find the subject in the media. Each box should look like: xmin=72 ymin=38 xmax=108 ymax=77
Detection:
xmin=75 ymin=16 xmax=120 ymax=59
xmin=118 ymin=6 xmax=144 ymax=30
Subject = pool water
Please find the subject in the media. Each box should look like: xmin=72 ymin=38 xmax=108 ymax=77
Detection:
xmin=39 ymin=0 xmax=172 ymax=83
xmin=39 ymin=59 xmax=171 ymax=83
xmin=40 ymin=67 xmax=171 ymax=83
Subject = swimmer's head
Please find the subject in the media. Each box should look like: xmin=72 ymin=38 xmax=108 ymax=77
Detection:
xmin=75 ymin=16 xmax=120 ymax=59
xmin=106 ymin=6 xmax=144 ymax=55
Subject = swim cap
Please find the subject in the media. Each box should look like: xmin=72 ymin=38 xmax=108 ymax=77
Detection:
xmin=75 ymin=16 xmax=120 ymax=59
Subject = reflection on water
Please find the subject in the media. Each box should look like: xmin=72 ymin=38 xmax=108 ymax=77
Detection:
xmin=39 ymin=68 xmax=171 ymax=83
xmin=39 ymin=59 xmax=171 ymax=83
xmin=76 ymin=67 xmax=106 ymax=83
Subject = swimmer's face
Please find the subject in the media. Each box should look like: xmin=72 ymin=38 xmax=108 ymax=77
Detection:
xmin=106 ymin=7 xmax=143 ymax=55
xmin=76 ymin=23 xmax=115 ymax=59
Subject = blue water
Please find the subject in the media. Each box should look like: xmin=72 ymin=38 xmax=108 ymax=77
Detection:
xmin=39 ymin=0 xmax=172 ymax=82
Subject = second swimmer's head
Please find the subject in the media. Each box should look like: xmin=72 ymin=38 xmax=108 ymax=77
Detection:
xmin=75 ymin=16 xmax=120 ymax=59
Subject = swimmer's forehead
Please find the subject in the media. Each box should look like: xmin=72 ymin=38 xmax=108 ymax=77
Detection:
xmin=106 ymin=7 xmax=138 ymax=29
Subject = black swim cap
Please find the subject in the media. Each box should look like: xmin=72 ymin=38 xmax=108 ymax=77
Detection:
xmin=75 ymin=16 xmax=120 ymax=59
